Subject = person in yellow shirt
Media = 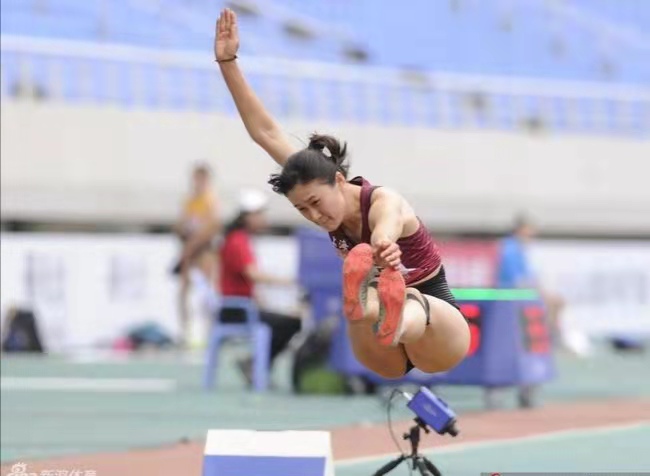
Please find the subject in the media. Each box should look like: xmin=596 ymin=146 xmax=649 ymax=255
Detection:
xmin=173 ymin=163 xmax=221 ymax=347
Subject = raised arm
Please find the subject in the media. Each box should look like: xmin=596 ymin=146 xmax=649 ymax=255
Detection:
xmin=215 ymin=9 xmax=296 ymax=166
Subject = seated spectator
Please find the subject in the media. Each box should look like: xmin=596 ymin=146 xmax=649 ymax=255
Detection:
xmin=219 ymin=189 xmax=302 ymax=386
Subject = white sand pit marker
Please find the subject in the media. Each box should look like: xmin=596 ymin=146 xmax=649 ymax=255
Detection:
xmin=203 ymin=429 xmax=334 ymax=475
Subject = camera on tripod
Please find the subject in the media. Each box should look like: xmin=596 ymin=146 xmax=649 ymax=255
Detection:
xmin=373 ymin=387 xmax=459 ymax=476
xmin=406 ymin=386 xmax=459 ymax=437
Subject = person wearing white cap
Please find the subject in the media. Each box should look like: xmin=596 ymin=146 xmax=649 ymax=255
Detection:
xmin=238 ymin=188 xmax=269 ymax=214
xmin=218 ymin=188 xmax=301 ymax=386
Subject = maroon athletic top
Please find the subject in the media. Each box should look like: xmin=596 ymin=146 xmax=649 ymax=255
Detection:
xmin=328 ymin=176 xmax=442 ymax=285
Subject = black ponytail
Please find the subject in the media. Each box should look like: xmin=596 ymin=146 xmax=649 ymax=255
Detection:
xmin=307 ymin=134 xmax=349 ymax=177
xmin=268 ymin=133 xmax=350 ymax=195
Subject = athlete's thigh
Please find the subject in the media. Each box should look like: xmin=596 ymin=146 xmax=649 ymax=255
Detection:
xmin=347 ymin=322 xmax=409 ymax=379
xmin=404 ymin=295 xmax=470 ymax=373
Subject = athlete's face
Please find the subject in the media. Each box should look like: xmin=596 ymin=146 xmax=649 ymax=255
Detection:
xmin=286 ymin=173 xmax=347 ymax=232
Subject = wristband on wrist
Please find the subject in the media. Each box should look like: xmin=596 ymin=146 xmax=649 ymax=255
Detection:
xmin=216 ymin=55 xmax=237 ymax=63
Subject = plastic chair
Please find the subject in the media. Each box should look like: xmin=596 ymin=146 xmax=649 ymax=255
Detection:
xmin=203 ymin=296 xmax=272 ymax=392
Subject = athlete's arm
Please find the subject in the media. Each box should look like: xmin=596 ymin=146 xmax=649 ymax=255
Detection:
xmin=215 ymin=9 xmax=296 ymax=166
xmin=368 ymin=189 xmax=405 ymax=269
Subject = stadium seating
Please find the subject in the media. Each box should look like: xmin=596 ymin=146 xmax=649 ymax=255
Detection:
xmin=1 ymin=0 xmax=648 ymax=136
xmin=3 ymin=0 xmax=648 ymax=80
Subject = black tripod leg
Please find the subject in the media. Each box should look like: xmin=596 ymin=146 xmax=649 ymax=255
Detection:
xmin=413 ymin=458 xmax=433 ymax=476
xmin=421 ymin=456 xmax=442 ymax=476
xmin=372 ymin=455 xmax=407 ymax=476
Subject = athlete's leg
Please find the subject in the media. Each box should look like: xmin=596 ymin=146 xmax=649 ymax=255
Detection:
xmin=350 ymin=283 xmax=467 ymax=376
xmin=195 ymin=248 xmax=216 ymax=284
xmin=342 ymin=244 xmax=409 ymax=378
xmin=368 ymin=264 xmax=469 ymax=373
xmin=400 ymin=288 xmax=470 ymax=374
xmin=178 ymin=266 xmax=191 ymax=346
xmin=343 ymin=245 xmax=468 ymax=376
xmin=347 ymin=321 xmax=410 ymax=379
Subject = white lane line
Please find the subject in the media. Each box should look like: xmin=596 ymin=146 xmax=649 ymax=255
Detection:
xmin=335 ymin=420 xmax=650 ymax=467
xmin=0 ymin=377 xmax=177 ymax=393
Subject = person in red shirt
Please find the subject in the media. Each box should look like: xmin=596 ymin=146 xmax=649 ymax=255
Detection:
xmin=219 ymin=189 xmax=301 ymax=385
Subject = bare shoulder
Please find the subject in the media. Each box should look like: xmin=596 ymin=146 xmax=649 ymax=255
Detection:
xmin=370 ymin=187 xmax=418 ymax=231
xmin=372 ymin=187 xmax=413 ymax=212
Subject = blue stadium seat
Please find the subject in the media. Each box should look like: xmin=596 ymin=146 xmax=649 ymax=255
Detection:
xmin=3 ymin=0 xmax=647 ymax=82
xmin=1 ymin=0 xmax=647 ymax=135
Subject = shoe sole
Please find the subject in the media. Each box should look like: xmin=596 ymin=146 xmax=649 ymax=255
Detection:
xmin=342 ymin=244 xmax=375 ymax=321
xmin=376 ymin=268 xmax=406 ymax=347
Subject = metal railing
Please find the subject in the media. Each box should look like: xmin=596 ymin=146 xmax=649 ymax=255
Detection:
xmin=2 ymin=35 xmax=649 ymax=136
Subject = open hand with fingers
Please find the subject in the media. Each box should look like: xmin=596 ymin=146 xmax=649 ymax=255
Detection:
xmin=215 ymin=8 xmax=239 ymax=62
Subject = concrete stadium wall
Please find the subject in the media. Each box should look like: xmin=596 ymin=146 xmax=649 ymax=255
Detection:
xmin=2 ymin=100 xmax=649 ymax=235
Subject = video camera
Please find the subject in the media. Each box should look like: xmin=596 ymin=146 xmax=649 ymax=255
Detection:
xmin=404 ymin=386 xmax=459 ymax=437
xmin=373 ymin=387 xmax=459 ymax=476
